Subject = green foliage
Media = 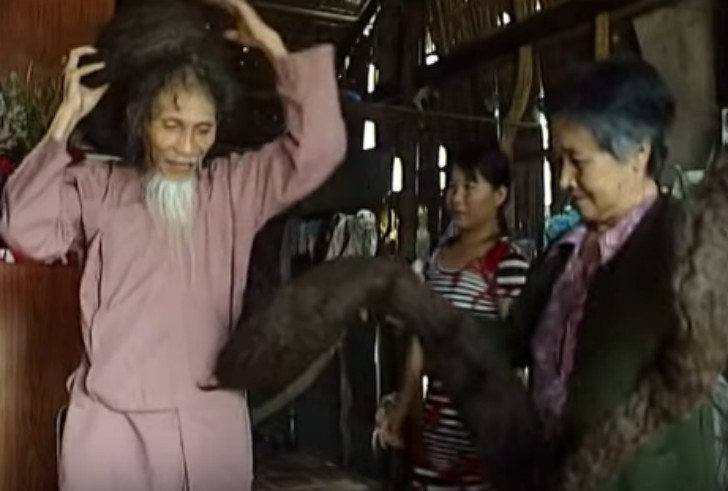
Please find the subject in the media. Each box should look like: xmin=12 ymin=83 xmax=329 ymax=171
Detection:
xmin=0 ymin=64 xmax=62 ymax=159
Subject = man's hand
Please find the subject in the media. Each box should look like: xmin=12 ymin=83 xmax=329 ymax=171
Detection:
xmin=49 ymin=46 xmax=109 ymax=142
xmin=204 ymin=0 xmax=288 ymax=60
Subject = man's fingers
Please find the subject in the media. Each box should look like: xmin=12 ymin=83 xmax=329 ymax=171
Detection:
xmin=90 ymin=84 xmax=110 ymax=99
xmin=65 ymin=46 xmax=99 ymax=72
xmin=69 ymin=62 xmax=106 ymax=80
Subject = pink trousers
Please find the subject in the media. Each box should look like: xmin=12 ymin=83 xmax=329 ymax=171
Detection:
xmin=58 ymin=384 xmax=253 ymax=491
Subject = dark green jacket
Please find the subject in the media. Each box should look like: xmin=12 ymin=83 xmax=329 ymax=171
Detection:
xmin=510 ymin=196 xmax=716 ymax=491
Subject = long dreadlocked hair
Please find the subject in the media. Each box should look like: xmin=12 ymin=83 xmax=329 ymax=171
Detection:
xmin=75 ymin=0 xmax=242 ymax=165
xmin=212 ymin=256 xmax=544 ymax=491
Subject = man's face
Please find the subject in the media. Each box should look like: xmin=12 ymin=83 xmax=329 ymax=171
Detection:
xmin=146 ymin=86 xmax=217 ymax=180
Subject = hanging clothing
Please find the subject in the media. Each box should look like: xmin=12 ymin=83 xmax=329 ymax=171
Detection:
xmin=0 ymin=45 xmax=346 ymax=491
xmin=325 ymin=210 xmax=378 ymax=260
xmin=412 ymin=238 xmax=529 ymax=491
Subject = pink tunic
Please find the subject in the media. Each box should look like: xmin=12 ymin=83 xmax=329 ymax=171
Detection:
xmin=0 ymin=44 xmax=346 ymax=491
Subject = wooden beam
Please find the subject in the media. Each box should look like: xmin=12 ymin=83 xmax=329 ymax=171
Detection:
xmin=251 ymin=0 xmax=370 ymax=23
xmin=342 ymin=100 xmax=539 ymax=128
xmin=715 ymin=0 xmax=728 ymax=107
xmin=415 ymin=0 xmax=681 ymax=87
xmin=338 ymin=0 xmax=381 ymax=65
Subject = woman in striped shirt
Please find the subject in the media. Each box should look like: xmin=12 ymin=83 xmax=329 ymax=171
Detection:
xmin=379 ymin=144 xmax=530 ymax=490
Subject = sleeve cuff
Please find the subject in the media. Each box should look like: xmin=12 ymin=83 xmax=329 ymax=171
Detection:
xmin=271 ymin=44 xmax=336 ymax=95
xmin=38 ymin=136 xmax=72 ymax=161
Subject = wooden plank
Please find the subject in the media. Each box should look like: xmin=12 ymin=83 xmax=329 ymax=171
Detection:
xmin=0 ymin=264 xmax=82 ymax=491
xmin=416 ymin=0 xmax=680 ymax=86
xmin=0 ymin=0 xmax=113 ymax=76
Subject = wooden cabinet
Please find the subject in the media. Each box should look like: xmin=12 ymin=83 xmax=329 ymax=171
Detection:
xmin=0 ymin=264 xmax=83 ymax=491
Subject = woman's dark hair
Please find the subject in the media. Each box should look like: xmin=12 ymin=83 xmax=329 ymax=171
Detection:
xmin=543 ymin=56 xmax=676 ymax=178
xmin=449 ymin=143 xmax=512 ymax=234
xmin=76 ymin=0 xmax=241 ymax=165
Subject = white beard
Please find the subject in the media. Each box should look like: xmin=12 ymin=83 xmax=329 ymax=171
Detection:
xmin=144 ymin=171 xmax=199 ymax=279
xmin=144 ymin=172 xmax=197 ymax=230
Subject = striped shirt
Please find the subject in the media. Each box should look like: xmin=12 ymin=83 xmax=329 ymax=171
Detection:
xmin=412 ymin=238 xmax=530 ymax=490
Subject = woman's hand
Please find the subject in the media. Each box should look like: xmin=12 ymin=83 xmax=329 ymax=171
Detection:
xmin=376 ymin=402 xmax=408 ymax=449
xmin=204 ymin=0 xmax=288 ymax=60
xmin=49 ymin=46 xmax=108 ymax=142
xmin=412 ymin=259 xmax=426 ymax=281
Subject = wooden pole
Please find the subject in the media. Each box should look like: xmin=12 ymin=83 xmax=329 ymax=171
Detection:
xmin=595 ymin=13 xmax=612 ymax=59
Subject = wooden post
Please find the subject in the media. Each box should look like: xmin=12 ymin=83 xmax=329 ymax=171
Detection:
xmin=715 ymin=0 xmax=728 ymax=109
xmin=595 ymin=13 xmax=612 ymax=59
xmin=397 ymin=0 xmax=426 ymax=261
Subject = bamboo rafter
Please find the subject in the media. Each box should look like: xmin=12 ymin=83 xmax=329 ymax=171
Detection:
xmin=426 ymin=0 xmax=570 ymax=55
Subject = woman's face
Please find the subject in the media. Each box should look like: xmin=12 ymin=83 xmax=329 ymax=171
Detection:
xmin=445 ymin=165 xmax=506 ymax=232
xmin=550 ymin=117 xmax=651 ymax=225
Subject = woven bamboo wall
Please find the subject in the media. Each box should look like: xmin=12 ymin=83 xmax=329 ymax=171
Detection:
xmin=0 ymin=0 xmax=114 ymax=77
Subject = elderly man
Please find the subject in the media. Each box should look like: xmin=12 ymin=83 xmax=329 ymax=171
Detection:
xmin=0 ymin=1 xmax=346 ymax=490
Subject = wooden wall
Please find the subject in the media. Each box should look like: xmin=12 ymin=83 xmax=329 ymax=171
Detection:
xmin=0 ymin=264 xmax=83 ymax=491
xmin=0 ymin=0 xmax=114 ymax=77
xmin=635 ymin=0 xmax=720 ymax=174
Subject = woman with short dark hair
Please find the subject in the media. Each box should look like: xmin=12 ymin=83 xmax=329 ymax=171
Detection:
xmin=516 ymin=57 xmax=717 ymax=491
